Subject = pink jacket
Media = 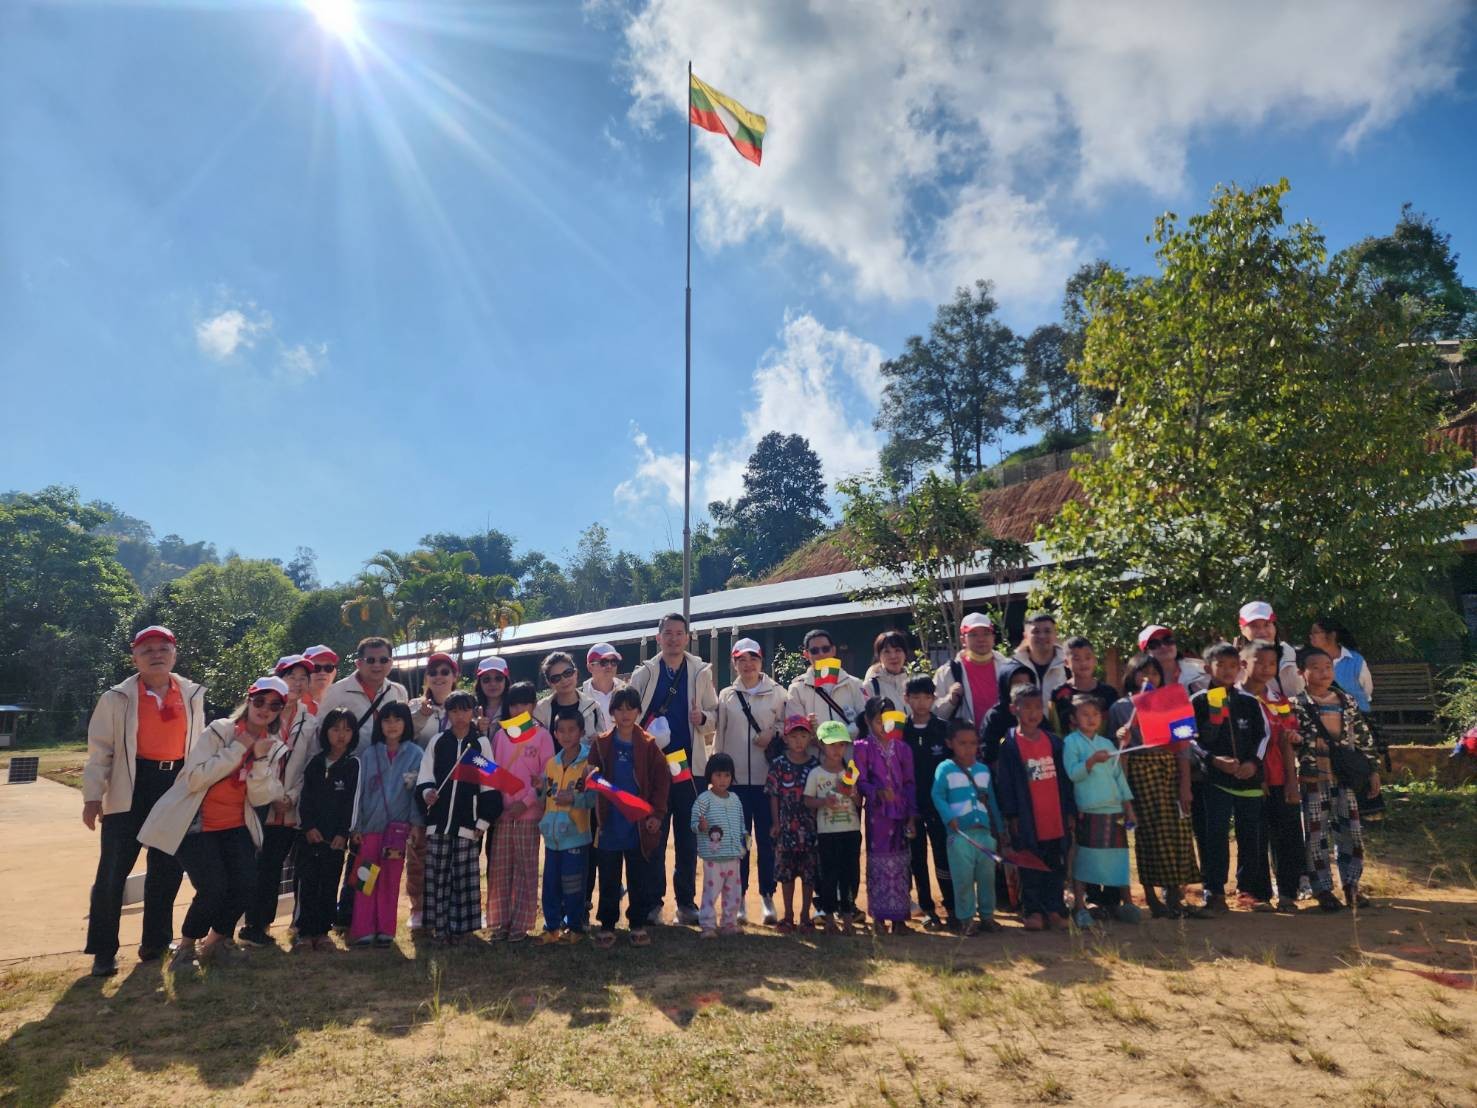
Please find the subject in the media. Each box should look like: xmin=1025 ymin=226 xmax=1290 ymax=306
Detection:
xmin=492 ymin=725 xmax=554 ymax=820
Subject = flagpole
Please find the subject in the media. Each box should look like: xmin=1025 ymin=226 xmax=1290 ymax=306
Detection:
xmin=682 ymin=59 xmax=693 ymax=627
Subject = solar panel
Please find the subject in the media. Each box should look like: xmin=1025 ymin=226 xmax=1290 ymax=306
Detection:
xmin=6 ymin=756 xmax=40 ymax=784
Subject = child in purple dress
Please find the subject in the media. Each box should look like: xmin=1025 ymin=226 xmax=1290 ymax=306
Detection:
xmin=854 ymin=697 xmax=917 ymax=934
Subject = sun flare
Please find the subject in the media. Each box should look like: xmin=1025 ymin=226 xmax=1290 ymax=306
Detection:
xmin=306 ymin=0 xmax=358 ymax=40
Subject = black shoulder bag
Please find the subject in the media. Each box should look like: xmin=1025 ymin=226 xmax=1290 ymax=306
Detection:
xmin=736 ymin=690 xmax=782 ymax=763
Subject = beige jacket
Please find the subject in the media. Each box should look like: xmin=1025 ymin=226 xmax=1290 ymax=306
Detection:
xmin=273 ymin=705 xmax=319 ymax=826
xmin=932 ymin=651 xmax=1013 ymax=724
xmin=137 ymin=720 xmax=287 ymax=855
xmin=533 ymin=689 xmax=610 ymax=741
xmin=713 ymin=674 xmax=786 ymax=787
xmin=82 ymin=673 xmax=207 ymax=815
xmin=861 ymin=664 xmax=916 ymax=713
xmin=626 ymin=651 xmax=719 ymax=774
xmin=786 ymin=669 xmax=868 ymax=739
xmin=316 ymin=674 xmax=409 ymax=747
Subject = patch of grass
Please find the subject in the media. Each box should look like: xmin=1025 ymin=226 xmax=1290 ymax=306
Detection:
xmin=1413 ymin=1007 xmax=1467 ymax=1039
xmin=1112 ymin=1038 xmax=1147 ymax=1060
xmin=992 ymin=1040 xmax=1033 ymax=1077
xmin=1078 ymin=987 xmax=1157 ymax=1028
xmin=1307 ymin=1047 xmax=1343 ymax=1075
xmin=1033 ymin=1074 xmax=1073 ymax=1102
xmin=1365 ymin=781 xmax=1477 ymax=890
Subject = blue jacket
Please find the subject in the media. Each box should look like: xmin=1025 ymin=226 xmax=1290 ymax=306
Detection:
xmin=352 ymin=741 xmax=426 ymax=833
xmin=993 ymin=727 xmax=1075 ymax=849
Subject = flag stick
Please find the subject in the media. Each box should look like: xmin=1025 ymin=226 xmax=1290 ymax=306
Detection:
xmin=681 ymin=59 xmax=693 ymax=626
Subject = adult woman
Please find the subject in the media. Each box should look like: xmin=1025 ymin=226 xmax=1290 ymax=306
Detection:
xmin=532 ymin=651 xmax=608 ymax=737
xmin=1307 ymin=617 xmax=1373 ymax=713
xmin=138 ymin=676 xmax=290 ymax=970
xmin=862 ymin=630 xmax=913 ymax=710
xmin=405 ymin=651 xmax=459 ymax=930
xmin=713 ymin=637 xmax=785 ymax=924
xmin=1113 ymin=654 xmax=1205 ymax=919
xmin=239 ymin=655 xmax=319 ymax=947
xmin=348 ymin=701 xmax=424 ymax=946
xmin=1137 ymin=626 xmax=1209 ymax=693
xmin=302 ymin=645 xmax=339 ymax=711
xmin=474 ymin=656 xmax=510 ymax=733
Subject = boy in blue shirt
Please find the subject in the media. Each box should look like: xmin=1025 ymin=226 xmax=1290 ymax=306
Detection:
xmin=931 ymin=720 xmax=1006 ymax=935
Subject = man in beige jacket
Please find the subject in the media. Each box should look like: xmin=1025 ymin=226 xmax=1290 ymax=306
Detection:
xmin=82 ymin=625 xmax=206 ymax=977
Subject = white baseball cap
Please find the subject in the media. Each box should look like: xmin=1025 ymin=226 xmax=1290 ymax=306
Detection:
xmin=731 ymin=637 xmax=763 ymax=657
xmin=960 ymin=612 xmax=997 ymax=635
xmin=1238 ymin=601 xmax=1276 ymax=625
xmin=476 ymin=657 xmax=509 ymax=678
xmin=247 ymin=675 xmax=290 ymax=699
xmin=274 ymin=653 xmax=312 ymax=676
xmin=586 ymin=642 xmax=622 ymax=663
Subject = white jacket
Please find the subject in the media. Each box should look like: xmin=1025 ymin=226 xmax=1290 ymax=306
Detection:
xmin=82 ymin=673 xmax=207 ymax=815
xmin=272 ymin=703 xmax=319 ymax=827
xmin=137 ymin=720 xmax=287 ymax=855
xmin=786 ymin=669 xmax=868 ymax=739
xmin=534 ymin=689 xmax=611 ymax=740
xmin=1011 ymin=643 xmax=1070 ymax=702
xmin=410 ymin=695 xmax=449 ymax=749
xmin=316 ymin=674 xmax=408 ymax=746
xmin=931 ymin=651 xmax=1013 ymax=724
xmin=579 ymin=677 xmax=627 ymax=725
xmin=626 ymin=652 xmax=719 ymax=774
xmin=861 ymin=664 xmax=915 ymax=713
xmin=713 ymin=674 xmax=787 ymax=787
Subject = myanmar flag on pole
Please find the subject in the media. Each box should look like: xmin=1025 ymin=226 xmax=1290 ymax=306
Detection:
xmin=666 ymin=748 xmax=693 ymax=784
xmin=690 ymin=73 xmax=766 ymax=166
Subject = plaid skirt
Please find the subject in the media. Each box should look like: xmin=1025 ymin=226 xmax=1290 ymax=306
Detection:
xmin=1122 ymin=747 xmax=1199 ymax=886
xmin=425 ymin=832 xmax=483 ymax=937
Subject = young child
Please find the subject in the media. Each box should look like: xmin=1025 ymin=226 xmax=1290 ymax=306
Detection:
xmin=539 ymin=712 xmax=595 ymax=943
xmin=903 ymin=676 xmax=954 ymax=930
xmin=418 ymin=692 xmax=501 ymax=944
xmin=980 ymin=665 xmax=1038 ymax=767
xmin=587 ymin=686 xmax=671 ymax=948
xmin=994 ymin=684 xmax=1074 ymax=930
xmin=349 ymin=701 xmax=425 ymax=947
xmin=930 ymin=720 xmax=1005 ymax=935
xmin=1191 ymin=643 xmax=1272 ymax=913
xmin=766 ymin=716 xmax=820 ymax=932
xmin=804 ymin=720 xmax=863 ymax=934
xmin=1063 ymin=695 xmax=1139 ymax=928
xmin=488 ymin=682 xmax=557 ymax=942
xmin=1239 ymin=640 xmax=1306 ymax=913
xmin=692 ymin=752 xmax=746 ymax=937
xmin=293 ymin=707 xmax=360 ymax=952
xmin=1050 ymin=637 xmax=1121 ymax=739
xmin=854 ymin=697 xmax=917 ymax=934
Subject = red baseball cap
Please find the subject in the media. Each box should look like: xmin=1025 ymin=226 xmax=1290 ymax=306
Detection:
xmin=131 ymin=625 xmax=176 ymax=648
xmin=1137 ymin=625 xmax=1173 ymax=651
xmin=303 ymin=644 xmax=340 ymax=666
xmin=426 ymin=652 xmax=458 ymax=671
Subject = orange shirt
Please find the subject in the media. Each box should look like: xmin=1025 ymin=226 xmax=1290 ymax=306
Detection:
xmin=136 ymin=678 xmax=187 ymax=761
xmin=200 ymin=752 xmax=251 ymax=832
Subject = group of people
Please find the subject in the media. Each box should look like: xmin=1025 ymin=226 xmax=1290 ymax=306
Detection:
xmin=79 ymin=602 xmax=1383 ymax=976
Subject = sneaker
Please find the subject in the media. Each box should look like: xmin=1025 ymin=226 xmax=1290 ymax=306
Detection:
xmin=237 ymin=927 xmax=275 ymax=949
xmin=923 ymin=915 xmax=947 ymax=932
xmin=1316 ymin=890 xmax=1345 ymax=912
xmin=962 ymin=920 xmax=981 ymax=937
xmin=978 ymin=917 xmax=1003 ymax=933
xmin=699 ymin=928 xmax=718 ymax=940
xmin=646 ymin=907 xmax=663 ymax=926
xmin=353 ymin=935 xmax=377 ymax=947
xmin=374 ymin=934 xmax=395 ymax=947
xmin=168 ymin=945 xmax=197 ymax=972
xmin=136 ymin=946 xmax=164 ymax=963
xmin=409 ymin=911 xmax=424 ymax=930
xmin=1113 ymin=903 xmax=1143 ymax=924
xmin=676 ymin=907 xmax=701 ymax=926
xmin=737 ymin=903 xmax=748 ymax=923
xmin=539 ymin=930 xmax=563 ymax=946
xmin=760 ymin=895 xmax=778 ymax=925
xmin=1022 ymin=913 xmax=1046 ymax=932
xmin=90 ymin=955 xmax=118 ymax=978
xmin=1072 ymin=908 xmax=1095 ymax=929
xmin=1297 ymin=876 xmax=1314 ymax=900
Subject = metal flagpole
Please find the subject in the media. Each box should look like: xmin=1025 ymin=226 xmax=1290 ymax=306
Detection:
xmin=682 ymin=60 xmax=693 ymax=626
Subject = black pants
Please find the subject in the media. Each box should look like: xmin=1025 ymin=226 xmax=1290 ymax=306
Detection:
xmin=909 ymin=813 xmax=953 ymax=919
xmin=1202 ymin=787 xmax=1271 ymax=900
xmin=1264 ymin=793 xmax=1306 ymax=902
xmin=293 ymin=840 xmax=346 ymax=938
xmin=654 ymin=774 xmax=702 ymax=914
xmin=596 ymin=845 xmax=659 ymax=931
xmin=85 ymin=760 xmax=184 ymax=959
xmin=177 ymin=826 xmax=257 ymax=941
xmin=244 ymin=824 xmax=297 ymax=932
xmin=816 ymin=831 xmax=861 ymax=915
xmin=1018 ymin=838 xmax=1069 ymax=917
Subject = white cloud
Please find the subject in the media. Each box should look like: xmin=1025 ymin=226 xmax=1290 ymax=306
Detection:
xmin=618 ymin=0 xmax=1466 ymax=306
xmin=614 ymin=424 xmax=694 ymax=509
xmin=278 ymin=342 xmax=328 ymax=379
xmin=195 ymin=307 xmax=270 ymax=360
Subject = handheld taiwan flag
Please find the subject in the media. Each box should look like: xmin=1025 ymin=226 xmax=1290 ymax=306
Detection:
xmin=502 ymin=712 xmax=536 ymax=742
xmin=666 ymin=748 xmax=693 ymax=783
xmin=1131 ymin=684 xmax=1196 ymax=748
xmin=881 ymin=710 xmax=907 ymax=736
xmin=689 ymin=73 xmax=766 ymax=166
xmin=586 ymin=773 xmax=654 ymax=821
xmin=841 ymin=759 xmax=860 ymax=787
xmin=451 ymin=748 xmax=524 ymax=795
xmin=814 ymin=658 xmax=842 ymax=686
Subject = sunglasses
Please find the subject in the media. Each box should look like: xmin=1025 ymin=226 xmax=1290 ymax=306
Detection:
xmin=546 ymin=668 xmax=577 ymax=683
xmin=427 ymin=667 xmax=456 ymax=678
xmin=806 ymin=645 xmax=833 ymax=656
xmin=249 ymin=696 xmax=285 ymax=712
xmin=313 ymin=663 xmax=336 ymax=673
xmin=1147 ymin=636 xmax=1175 ymax=649
xmin=361 ymin=656 xmax=391 ymax=665
xmin=591 ymin=658 xmax=618 ymax=667
xmin=479 ymin=672 xmax=506 ymax=683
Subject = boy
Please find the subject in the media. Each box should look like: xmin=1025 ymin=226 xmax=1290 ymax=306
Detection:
xmin=1237 ymin=640 xmax=1305 ymax=913
xmin=903 ymin=675 xmax=954 ymax=930
xmin=931 ymin=720 xmax=1005 ymax=935
xmin=803 ymin=720 xmax=863 ymax=934
xmin=692 ymin=752 xmax=746 ymax=937
xmin=1049 ymin=637 xmax=1120 ymax=738
xmin=539 ymin=712 xmax=596 ymax=943
xmin=994 ymin=684 xmax=1074 ymax=930
xmin=1192 ymin=643 xmax=1272 ymax=913
xmin=766 ymin=716 xmax=820 ymax=932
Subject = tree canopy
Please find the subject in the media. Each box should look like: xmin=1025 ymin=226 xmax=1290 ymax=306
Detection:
xmin=709 ymin=432 xmax=831 ymax=579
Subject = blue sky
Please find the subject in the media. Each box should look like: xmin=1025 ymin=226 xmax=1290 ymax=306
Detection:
xmin=4 ymin=0 xmax=1475 ymax=587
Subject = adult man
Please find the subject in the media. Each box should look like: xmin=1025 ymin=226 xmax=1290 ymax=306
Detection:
xmin=81 ymin=625 xmax=206 ymax=977
xmin=785 ymin=628 xmax=867 ymax=739
xmin=934 ymin=613 xmax=1012 ymax=725
xmin=1237 ymin=601 xmax=1303 ymax=698
xmin=302 ymin=644 xmax=340 ymax=712
xmin=316 ymin=637 xmax=408 ymax=748
xmin=1012 ymin=613 xmax=1069 ymax=702
xmin=581 ymin=642 xmax=627 ymax=723
xmin=626 ymin=613 xmax=718 ymax=925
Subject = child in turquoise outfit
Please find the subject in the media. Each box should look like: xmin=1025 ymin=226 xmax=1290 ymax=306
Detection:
xmin=1063 ymin=694 xmax=1140 ymax=928
xmin=930 ymin=719 xmax=1006 ymax=935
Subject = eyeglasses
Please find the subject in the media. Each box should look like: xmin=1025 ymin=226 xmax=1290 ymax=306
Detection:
xmin=249 ymin=696 xmax=285 ymax=712
xmin=313 ymin=663 xmax=336 ymax=673
xmin=361 ymin=656 xmax=391 ymax=665
xmin=428 ymin=667 xmax=456 ymax=678
xmin=546 ymin=668 xmax=577 ymax=683
xmin=1147 ymin=636 xmax=1175 ymax=649
xmin=478 ymin=673 xmax=506 ymax=683
xmin=591 ymin=658 xmax=618 ymax=668
xmin=806 ymin=645 xmax=833 ymax=656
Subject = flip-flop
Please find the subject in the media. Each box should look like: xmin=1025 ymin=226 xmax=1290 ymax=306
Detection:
xmin=629 ymin=930 xmax=651 ymax=947
xmin=594 ymin=931 xmax=617 ymax=949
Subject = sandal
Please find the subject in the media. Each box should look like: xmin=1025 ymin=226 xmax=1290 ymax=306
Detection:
xmin=629 ymin=929 xmax=651 ymax=947
xmin=797 ymin=916 xmax=816 ymax=932
xmin=776 ymin=919 xmax=795 ymax=934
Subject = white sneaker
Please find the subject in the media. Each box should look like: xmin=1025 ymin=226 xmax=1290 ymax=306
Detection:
xmin=760 ymin=895 xmax=777 ymax=925
xmin=409 ymin=911 xmax=423 ymax=930
xmin=646 ymin=906 xmax=663 ymax=926
xmin=737 ymin=903 xmax=748 ymax=923
xmin=677 ymin=907 xmax=701 ymax=926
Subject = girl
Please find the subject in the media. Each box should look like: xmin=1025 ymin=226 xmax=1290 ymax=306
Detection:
xmin=863 ymin=630 xmax=914 ymax=711
xmin=406 ymin=651 xmax=459 ymax=931
xmin=1064 ymin=695 xmax=1138 ymax=927
xmin=349 ymin=701 xmax=424 ymax=946
xmin=1293 ymin=647 xmax=1381 ymax=912
xmin=692 ymin=751 xmax=747 ymax=937
xmin=240 ymin=654 xmax=319 ymax=947
xmin=1306 ymin=617 xmax=1373 ymax=713
xmin=713 ymin=637 xmax=786 ymax=924
xmin=540 ymin=713 xmax=595 ymax=943
xmin=533 ymin=651 xmax=609 ymax=737
xmin=294 ymin=707 xmax=360 ymax=951
xmin=488 ymin=682 xmax=555 ymax=942
xmin=765 ymin=716 xmax=820 ymax=932
xmin=419 ymin=692 xmax=501 ymax=943
xmin=1113 ymin=655 xmax=1203 ymax=919
xmin=854 ymin=696 xmax=917 ymax=934
xmin=804 ymin=720 xmax=863 ymax=934
xmin=138 ymin=676 xmax=289 ymax=971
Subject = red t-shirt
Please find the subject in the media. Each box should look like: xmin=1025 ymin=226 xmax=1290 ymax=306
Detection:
xmin=1014 ymin=730 xmax=1064 ymax=840
xmin=962 ymin=657 xmax=999 ymax=719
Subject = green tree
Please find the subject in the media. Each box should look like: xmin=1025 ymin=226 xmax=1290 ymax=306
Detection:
xmin=421 ymin=528 xmax=524 ymax=580
xmin=836 ymin=472 xmax=1029 ymax=655
xmin=1339 ymin=204 xmax=1477 ymax=341
xmin=709 ymin=432 xmax=831 ymax=578
xmin=1037 ymin=180 xmax=1475 ymax=656
xmin=283 ymin=586 xmax=360 ymax=673
xmin=0 ymin=487 xmax=142 ymax=730
xmin=394 ymin=550 xmax=524 ymax=662
xmin=340 ymin=550 xmax=413 ymax=639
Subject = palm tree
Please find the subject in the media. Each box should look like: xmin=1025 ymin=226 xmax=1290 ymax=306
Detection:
xmin=340 ymin=549 xmax=412 ymax=639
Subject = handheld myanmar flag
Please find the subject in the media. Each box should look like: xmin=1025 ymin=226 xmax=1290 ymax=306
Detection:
xmin=1205 ymin=685 xmax=1230 ymax=726
xmin=451 ymin=748 xmax=524 ymax=795
xmin=689 ymin=73 xmax=766 ymax=166
xmin=666 ymin=747 xmax=693 ymax=783
xmin=841 ymin=759 xmax=860 ymax=787
xmin=881 ymin=709 xmax=907 ymax=735
xmin=586 ymin=773 xmax=655 ymax=821
xmin=502 ymin=712 xmax=536 ymax=742
xmin=813 ymin=657 xmax=842 ymax=686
